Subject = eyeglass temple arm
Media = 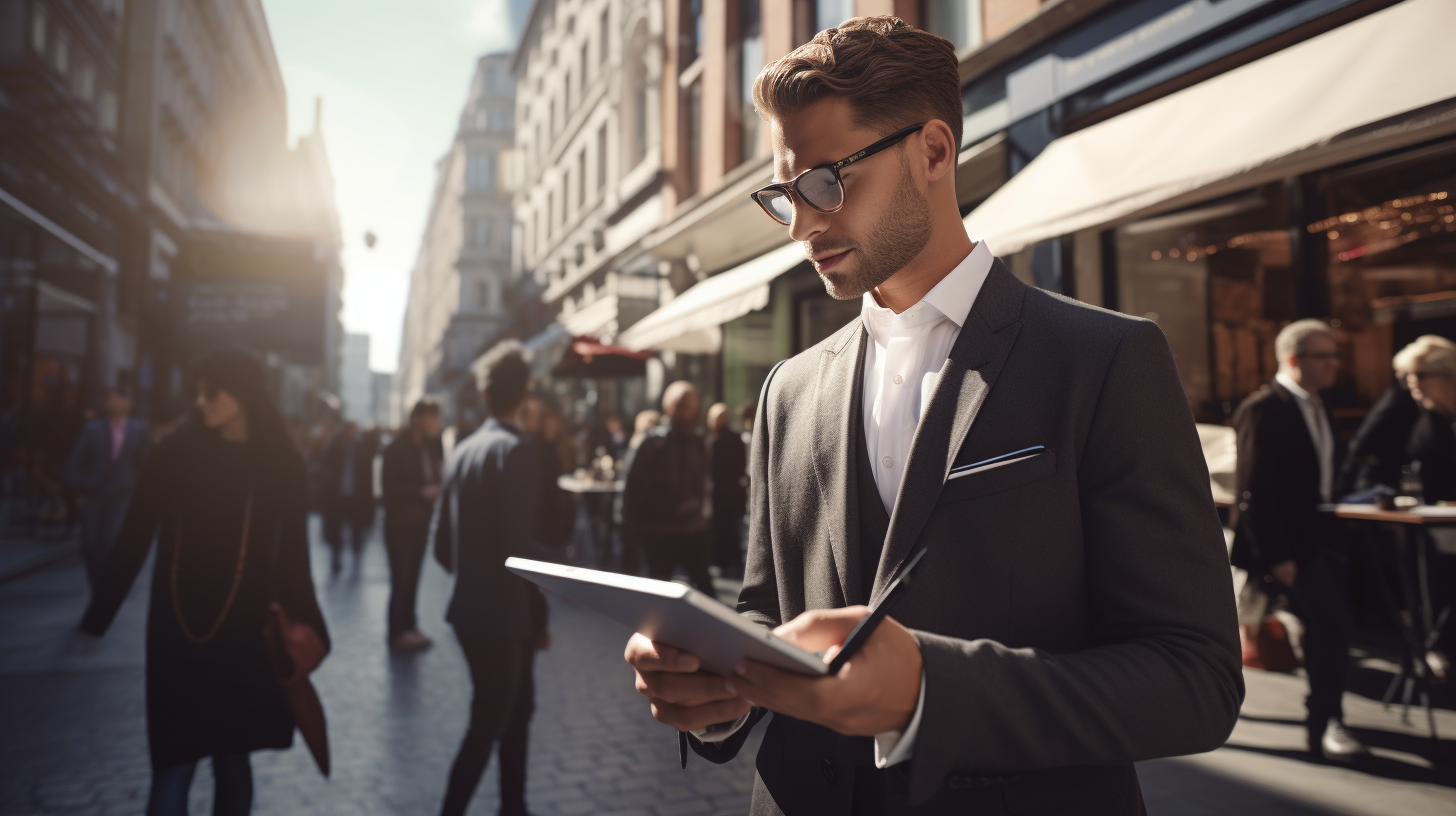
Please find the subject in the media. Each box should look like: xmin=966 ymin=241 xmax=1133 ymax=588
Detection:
xmin=830 ymin=123 xmax=926 ymax=172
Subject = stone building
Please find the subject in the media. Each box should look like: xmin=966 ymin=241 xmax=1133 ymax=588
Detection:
xmin=396 ymin=53 xmax=518 ymax=425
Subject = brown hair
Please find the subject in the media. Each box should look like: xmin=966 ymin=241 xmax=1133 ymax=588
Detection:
xmin=753 ymin=16 xmax=962 ymax=149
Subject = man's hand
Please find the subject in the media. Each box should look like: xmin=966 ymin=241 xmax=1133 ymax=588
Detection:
xmin=727 ymin=607 xmax=921 ymax=737
xmin=1272 ymin=560 xmax=1297 ymax=588
xmin=625 ymin=634 xmax=751 ymax=732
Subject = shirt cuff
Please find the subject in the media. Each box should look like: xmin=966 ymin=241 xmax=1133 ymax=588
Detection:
xmin=873 ymin=671 xmax=925 ymax=768
xmin=692 ymin=711 xmax=752 ymax=743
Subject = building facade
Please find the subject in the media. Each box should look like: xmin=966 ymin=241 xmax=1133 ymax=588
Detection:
xmin=396 ymin=53 xmax=518 ymax=425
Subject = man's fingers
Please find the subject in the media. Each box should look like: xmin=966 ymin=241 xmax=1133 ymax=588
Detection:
xmin=649 ymin=697 xmax=752 ymax=733
xmin=624 ymin=633 xmax=701 ymax=673
xmin=635 ymin=669 xmax=741 ymax=706
xmin=728 ymin=659 xmax=821 ymax=718
xmin=772 ymin=606 xmax=868 ymax=653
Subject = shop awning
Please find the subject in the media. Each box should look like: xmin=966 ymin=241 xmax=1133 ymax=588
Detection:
xmin=552 ymin=337 xmax=653 ymax=378
xmin=963 ymin=0 xmax=1456 ymax=255
xmin=618 ymin=242 xmax=806 ymax=353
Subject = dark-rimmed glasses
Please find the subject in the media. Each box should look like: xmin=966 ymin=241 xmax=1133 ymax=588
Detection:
xmin=749 ymin=123 xmax=925 ymax=226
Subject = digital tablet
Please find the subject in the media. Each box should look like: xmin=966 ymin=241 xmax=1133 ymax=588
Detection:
xmin=505 ymin=557 xmax=829 ymax=677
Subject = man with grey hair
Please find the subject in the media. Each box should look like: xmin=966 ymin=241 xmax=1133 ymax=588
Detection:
xmin=622 ymin=380 xmax=714 ymax=593
xmin=1230 ymin=318 xmax=1367 ymax=759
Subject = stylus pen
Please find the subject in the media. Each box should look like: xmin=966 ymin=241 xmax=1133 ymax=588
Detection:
xmin=825 ymin=547 xmax=929 ymax=675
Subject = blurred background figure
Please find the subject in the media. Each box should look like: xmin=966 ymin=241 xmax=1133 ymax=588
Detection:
xmin=614 ymin=409 xmax=663 ymax=576
xmin=432 ymin=343 xmax=548 ymax=816
xmin=1394 ymin=336 xmax=1456 ymax=502
xmin=381 ymin=399 xmax=442 ymax=651
xmin=706 ymin=402 xmax=747 ymax=580
xmin=80 ymin=347 xmax=329 ymax=816
xmin=1230 ymin=320 xmax=1365 ymax=761
xmin=318 ymin=421 xmax=376 ymax=573
xmin=622 ymin=382 xmax=711 ymax=593
xmin=67 ymin=385 xmax=150 ymax=589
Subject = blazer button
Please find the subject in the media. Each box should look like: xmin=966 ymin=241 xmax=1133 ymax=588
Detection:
xmin=821 ymin=759 xmax=837 ymax=783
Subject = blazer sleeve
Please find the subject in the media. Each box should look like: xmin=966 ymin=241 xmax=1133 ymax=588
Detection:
xmin=689 ymin=360 xmax=787 ymax=765
xmin=278 ymin=460 xmax=331 ymax=652
xmin=430 ymin=455 xmax=456 ymax=573
xmin=905 ymin=320 xmax=1243 ymax=805
xmin=1234 ymin=400 xmax=1297 ymax=567
xmin=79 ymin=439 xmax=166 ymax=634
xmin=501 ymin=441 xmax=542 ymax=557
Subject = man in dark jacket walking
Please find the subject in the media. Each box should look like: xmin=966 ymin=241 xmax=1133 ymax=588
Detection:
xmin=707 ymin=402 xmax=748 ymax=579
xmin=381 ymin=400 xmax=443 ymax=650
xmin=1231 ymin=318 xmax=1366 ymax=759
xmin=67 ymin=385 xmax=150 ymax=588
xmin=622 ymin=380 xmax=713 ymax=594
xmin=319 ymin=421 xmax=376 ymax=571
xmin=432 ymin=343 xmax=548 ymax=816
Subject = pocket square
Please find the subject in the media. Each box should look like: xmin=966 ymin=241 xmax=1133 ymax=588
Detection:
xmin=947 ymin=446 xmax=1046 ymax=481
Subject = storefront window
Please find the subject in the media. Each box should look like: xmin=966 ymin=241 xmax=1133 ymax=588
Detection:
xmin=1320 ymin=143 xmax=1456 ymax=407
xmin=1116 ymin=184 xmax=1292 ymax=421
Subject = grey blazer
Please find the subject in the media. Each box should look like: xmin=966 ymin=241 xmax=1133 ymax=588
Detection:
xmin=691 ymin=261 xmax=1242 ymax=814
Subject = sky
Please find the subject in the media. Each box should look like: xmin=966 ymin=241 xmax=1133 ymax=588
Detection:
xmin=260 ymin=0 xmax=526 ymax=373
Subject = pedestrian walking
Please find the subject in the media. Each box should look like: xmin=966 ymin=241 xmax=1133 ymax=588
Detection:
xmin=80 ymin=346 xmax=330 ymax=816
xmin=1232 ymin=319 xmax=1366 ymax=759
xmin=626 ymin=18 xmax=1240 ymax=813
xmin=614 ymin=409 xmax=662 ymax=576
xmin=380 ymin=399 xmax=443 ymax=651
xmin=432 ymin=342 xmax=549 ymax=816
xmin=621 ymin=381 xmax=713 ymax=594
xmin=318 ymin=421 xmax=376 ymax=572
xmin=66 ymin=385 xmax=150 ymax=588
xmin=706 ymin=402 xmax=747 ymax=579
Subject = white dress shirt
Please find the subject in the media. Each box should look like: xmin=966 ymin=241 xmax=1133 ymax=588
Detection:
xmin=1275 ymin=371 xmax=1334 ymax=502
xmin=698 ymin=240 xmax=995 ymax=771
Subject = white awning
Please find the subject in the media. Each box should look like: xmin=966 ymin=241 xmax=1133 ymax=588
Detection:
xmin=963 ymin=0 xmax=1456 ymax=255
xmin=619 ymin=242 xmax=806 ymax=353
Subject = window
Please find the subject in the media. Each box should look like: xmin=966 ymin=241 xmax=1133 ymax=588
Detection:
xmin=466 ymin=152 xmax=497 ymax=191
xmin=487 ymin=110 xmax=513 ymax=130
xmin=578 ymin=148 xmax=588 ymax=212
xmin=814 ymin=0 xmax=853 ymax=32
xmin=470 ymin=216 xmax=491 ymax=249
xmin=477 ymin=279 xmax=492 ymax=311
xmin=600 ymin=7 xmax=610 ymax=64
xmin=684 ymin=80 xmax=702 ymax=196
xmin=98 ymin=88 xmax=117 ymax=134
xmin=680 ymin=0 xmax=703 ymax=66
xmin=565 ymin=69 xmax=572 ymax=115
xmin=74 ymin=57 xmax=94 ymax=103
xmin=597 ymin=123 xmax=608 ymax=193
xmin=547 ymin=190 xmax=555 ymax=238
xmin=735 ymin=0 xmax=762 ymax=164
xmin=923 ymin=0 xmax=981 ymax=53
xmin=31 ymin=4 xmax=47 ymax=54
xmin=580 ymin=42 xmax=590 ymax=89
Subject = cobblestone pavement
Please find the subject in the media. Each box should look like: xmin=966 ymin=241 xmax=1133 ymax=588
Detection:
xmin=2 ymin=517 xmax=1455 ymax=815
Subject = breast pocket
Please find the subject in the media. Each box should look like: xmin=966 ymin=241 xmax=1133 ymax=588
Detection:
xmin=938 ymin=447 xmax=1056 ymax=506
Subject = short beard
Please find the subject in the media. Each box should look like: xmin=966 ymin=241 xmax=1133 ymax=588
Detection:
xmin=816 ymin=155 xmax=933 ymax=301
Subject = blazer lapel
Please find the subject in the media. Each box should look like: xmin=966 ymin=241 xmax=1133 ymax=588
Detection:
xmin=870 ymin=260 xmax=1026 ymax=603
xmin=810 ymin=323 xmax=867 ymax=607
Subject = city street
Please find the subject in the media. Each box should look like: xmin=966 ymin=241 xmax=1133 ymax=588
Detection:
xmin=2 ymin=518 xmax=1455 ymax=816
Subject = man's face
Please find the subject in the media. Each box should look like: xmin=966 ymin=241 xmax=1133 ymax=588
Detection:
xmin=416 ymin=412 xmax=441 ymax=438
xmin=104 ymin=390 xmax=130 ymax=419
xmin=1293 ymin=334 xmax=1341 ymax=392
xmin=771 ymin=97 xmax=933 ymax=301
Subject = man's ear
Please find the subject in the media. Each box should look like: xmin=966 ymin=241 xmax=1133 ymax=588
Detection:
xmin=922 ymin=119 xmax=957 ymax=184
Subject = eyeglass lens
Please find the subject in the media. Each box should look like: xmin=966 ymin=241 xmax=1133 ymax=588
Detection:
xmin=758 ymin=190 xmax=794 ymax=225
xmin=797 ymin=167 xmax=843 ymax=211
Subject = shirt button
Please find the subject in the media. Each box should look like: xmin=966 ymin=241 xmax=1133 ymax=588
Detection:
xmin=892 ymin=374 xmax=904 ymax=385
xmin=882 ymin=456 xmax=893 ymax=468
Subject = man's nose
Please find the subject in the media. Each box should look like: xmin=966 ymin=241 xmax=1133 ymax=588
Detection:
xmin=787 ymin=195 xmax=828 ymax=243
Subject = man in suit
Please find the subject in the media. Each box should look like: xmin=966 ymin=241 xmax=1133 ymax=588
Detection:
xmin=708 ymin=402 xmax=749 ymax=579
xmin=432 ymin=342 xmax=549 ymax=816
xmin=381 ymin=399 xmax=444 ymax=650
xmin=67 ymin=385 xmax=150 ymax=588
xmin=622 ymin=381 xmax=714 ymax=593
xmin=624 ymin=17 xmax=1242 ymax=814
xmin=319 ymin=421 xmax=376 ymax=571
xmin=1230 ymin=319 xmax=1367 ymax=759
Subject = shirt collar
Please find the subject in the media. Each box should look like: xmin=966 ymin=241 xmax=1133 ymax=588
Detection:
xmin=861 ymin=239 xmax=994 ymax=343
xmin=1275 ymin=371 xmax=1318 ymax=405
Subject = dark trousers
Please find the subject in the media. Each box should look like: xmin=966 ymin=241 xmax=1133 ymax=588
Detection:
xmin=323 ymin=498 xmax=373 ymax=564
xmin=79 ymin=489 xmax=130 ymax=587
xmin=709 ymin=506 xmax=744 ymax=578
xmin=441 ymin=629 xmax=535 ymax=816
xmin=384 ymin=516 xmax=430 ymax=637
xmin=644 ymin=530 xmax=714 ymax=595
xmin=147 ymin=752 xmax=252 ymax=816
xmin=1284 ymin=554 xmax=1351 ymax=727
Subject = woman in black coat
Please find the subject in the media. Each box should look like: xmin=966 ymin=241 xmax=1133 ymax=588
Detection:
xmin=81 ymin=348 xmax=329 ymax=816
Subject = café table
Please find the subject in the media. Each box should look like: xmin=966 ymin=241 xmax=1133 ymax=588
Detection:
xmin=555 ymin=474 xmax=625 ymax=493
xmin=1320 ymin=502 xmax=1456 ymax=739
xmin=555 ymin=475 xmax=624 ymax=567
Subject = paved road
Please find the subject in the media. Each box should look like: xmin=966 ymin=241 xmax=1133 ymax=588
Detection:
xmin=1 ymin=518 xmax=1454 ymax=815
